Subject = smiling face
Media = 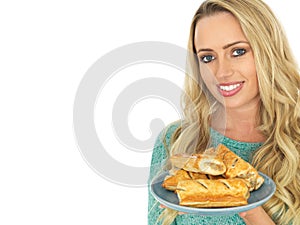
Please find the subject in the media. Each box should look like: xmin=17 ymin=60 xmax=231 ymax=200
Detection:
xmin=194 ymin=12 xmax=260 ymax=110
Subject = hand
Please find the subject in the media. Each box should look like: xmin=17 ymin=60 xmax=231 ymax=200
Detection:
xmin=239 ymin=206 xmax=275 ymax=225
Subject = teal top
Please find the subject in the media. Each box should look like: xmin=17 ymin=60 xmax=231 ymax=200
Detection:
xmin=148 ymin=123 xmax=263 ymax=225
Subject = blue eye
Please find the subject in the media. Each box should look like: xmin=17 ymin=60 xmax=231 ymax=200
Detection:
xmin=233 ymin=48 xmax=246 ymax=57
xmin=200 ymin=55 xmax=215 ymax=63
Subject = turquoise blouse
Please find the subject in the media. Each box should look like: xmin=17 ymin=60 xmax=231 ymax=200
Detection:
xmin=148 ymin=123 xmax=263 ymax=225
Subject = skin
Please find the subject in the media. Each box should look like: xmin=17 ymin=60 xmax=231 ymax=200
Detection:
xmin=195 ymin=13 xmax=259 ymax=110
xmin=194 ymin=12 xmax=265 ymax=143
xmin=193 ymin=12 xmax=274 ymax=224
xmin=160 ymin=12 xmax=275 ymax=225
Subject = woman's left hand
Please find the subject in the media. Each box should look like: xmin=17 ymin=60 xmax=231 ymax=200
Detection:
xmin=239 ymin=206 xmax=275 ymax=225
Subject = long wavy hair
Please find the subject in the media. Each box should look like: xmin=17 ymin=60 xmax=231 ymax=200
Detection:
xmin=159 ymin=0 xmax=300 ymax=224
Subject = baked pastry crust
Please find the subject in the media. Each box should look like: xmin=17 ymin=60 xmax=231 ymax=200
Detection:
xmin=162 ymin=169 xmax=225 ymax=191
xmin=162 ymin=169 xmax=192 ymax=191
xmin=161 ymin=144 xmax=264 ymax=208
xmin=213 ymin=144 xmax=264 ymax=191
xmin=176 ymin=178 xmax=250 ymax=207
xmin=170 ymin=151 xmax=226 ymax=175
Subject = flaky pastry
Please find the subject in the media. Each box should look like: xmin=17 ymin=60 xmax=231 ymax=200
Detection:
xmin=161 ymin=144 xmax=265 ymax=208
xmin=176 ymin=178 xmax=250 ymax=207
xmin=213 ymin=144 xmax=264 ymax=191
xmin=162 ymin=169 xmax=192 ymax=191
xmin=170 ymin=151 xmax=226 ymax=175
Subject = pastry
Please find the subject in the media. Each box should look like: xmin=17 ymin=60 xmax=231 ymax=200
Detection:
xmin=162 ymin=169 xmax=192 ymax=191
xmin=176 ymin=178 xmax=250 ymax=207
xmin=161 ymin=144 xmax=264 ymax=208
xmin=170 ymin=151 xmax=226 ymax=175
xmin=162 ymin=169 xmax=225 ymax=191
xmin=213 ymin=144 xmax=264 ymax=191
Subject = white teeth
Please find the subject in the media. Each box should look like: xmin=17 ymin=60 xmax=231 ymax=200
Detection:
xmin=219 ymin=83 xmax=241 ymax=91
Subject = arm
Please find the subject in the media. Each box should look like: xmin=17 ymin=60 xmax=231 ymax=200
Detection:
xmin=148 ymin=124 xmax=179 ymax=225
xmin=148 ymin=131 xmax=167 ymax=225
xmin=239 ymin=206 xmax=275 ymax=225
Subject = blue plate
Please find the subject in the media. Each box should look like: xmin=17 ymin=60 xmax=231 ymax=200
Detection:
xmin=150 ymin=172 xmax=276 ymax=216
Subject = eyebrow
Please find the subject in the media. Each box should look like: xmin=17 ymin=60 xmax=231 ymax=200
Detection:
xmin=196 ymin=41 xmax=249 ymax=54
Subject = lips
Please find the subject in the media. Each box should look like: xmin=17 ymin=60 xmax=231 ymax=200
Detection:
xmin=217 ymin=81 xmax=245 ymax=97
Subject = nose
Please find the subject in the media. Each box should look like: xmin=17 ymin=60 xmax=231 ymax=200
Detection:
xmin=215 ymin=57 xmax=234 ymax=79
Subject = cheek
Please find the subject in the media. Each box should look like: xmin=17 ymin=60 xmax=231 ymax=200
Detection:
xmin=200 ymin=65 xmax=215 ymax=85
xmin=200 ymin=65 xmax=221 ymax=100
xmin=243 ymin=61 xmax=258 ymax=85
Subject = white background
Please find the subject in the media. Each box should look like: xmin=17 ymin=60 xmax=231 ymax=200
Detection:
xmin=0 ymin=1 xmax=299 ymax=224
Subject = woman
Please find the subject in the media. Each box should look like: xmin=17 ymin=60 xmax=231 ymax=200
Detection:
xmin=148 ymin=0 xmax=300 ymax=224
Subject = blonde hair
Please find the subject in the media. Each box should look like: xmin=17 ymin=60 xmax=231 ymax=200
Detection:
xmin=159 ymin=0 xmax=300 ymax=224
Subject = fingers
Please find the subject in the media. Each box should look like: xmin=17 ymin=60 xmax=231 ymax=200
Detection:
xmin=159 ymin=204 xmax=167 ymax=209
xmin=239 ymin=211 xmax=247 ymax=218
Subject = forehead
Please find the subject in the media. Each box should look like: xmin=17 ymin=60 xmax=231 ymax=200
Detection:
xmin=194 ymin=12 xmax=248 ymax=49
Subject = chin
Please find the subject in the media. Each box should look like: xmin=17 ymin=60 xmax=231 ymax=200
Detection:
xmin=220 ymin=101 xmax=246 ymax=110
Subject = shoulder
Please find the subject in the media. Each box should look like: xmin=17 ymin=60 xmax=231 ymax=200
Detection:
xmin=154 ymin=120 xmax=181 ymax=149
xmin=149 ymin=121 xmax=181 ymax=178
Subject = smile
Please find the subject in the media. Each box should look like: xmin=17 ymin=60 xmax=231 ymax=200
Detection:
xmin=217 ymin=81 xmax=244 ymax=97
xmin=219 ymin=83 xmax=242 ymax=91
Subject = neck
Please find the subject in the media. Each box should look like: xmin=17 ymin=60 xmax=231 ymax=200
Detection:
xmin=211 ymin=102 xmax=265 ymax=142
